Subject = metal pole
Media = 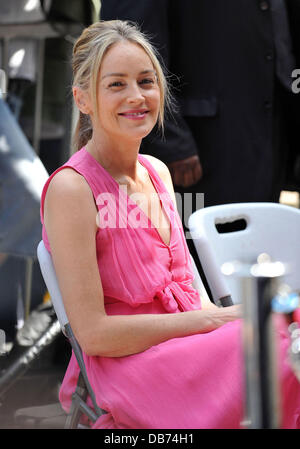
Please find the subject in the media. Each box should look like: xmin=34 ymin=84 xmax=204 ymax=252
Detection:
xmin=33 ymin=39 xmax=45 ymax=154
xmin=24 ymin=257 xmax=33 ymax=320
xmin=0 ymin=320 xmax=61 ymax=399
xmin=255 ymin=275 xmax=281 ymax=429
xmin=25 ymin=38 xmax=45 ymax=317
xmin=240 ymin=274 xmax=262 ymax=428
xmin=222 ymin=256 xmax=284 ymax=429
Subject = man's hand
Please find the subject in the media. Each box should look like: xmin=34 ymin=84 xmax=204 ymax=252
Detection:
xmin=167 ymin=155 xmax=203 ymax=188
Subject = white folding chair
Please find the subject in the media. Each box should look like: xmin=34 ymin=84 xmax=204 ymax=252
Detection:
xmin=37 ymin=240 xmax=106 ymax=428
xmin=188 ymin=202 xmax=300 ymax=305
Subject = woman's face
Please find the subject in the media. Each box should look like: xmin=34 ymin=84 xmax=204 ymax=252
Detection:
xmin=93 ymin=41 xmax=161 ymax=143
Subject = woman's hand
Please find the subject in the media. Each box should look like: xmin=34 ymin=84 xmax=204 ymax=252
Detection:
xmin=209 ymin=303 xmax=242 ymax=328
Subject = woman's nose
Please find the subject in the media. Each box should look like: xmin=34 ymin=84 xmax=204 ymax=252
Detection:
xmin=126 ymin=83 xmax=144 ymax=103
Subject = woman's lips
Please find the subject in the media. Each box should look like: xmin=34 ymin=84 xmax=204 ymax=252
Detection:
xmin=118 ymin=110 xmax=149 ymax=120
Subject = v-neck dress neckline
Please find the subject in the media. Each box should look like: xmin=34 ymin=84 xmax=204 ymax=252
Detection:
xmin=82 ymin=147 xmax=173 ymax=248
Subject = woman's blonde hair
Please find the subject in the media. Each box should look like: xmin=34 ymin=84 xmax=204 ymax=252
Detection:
xmin=72 ymin=20 xmax=172 ymax=152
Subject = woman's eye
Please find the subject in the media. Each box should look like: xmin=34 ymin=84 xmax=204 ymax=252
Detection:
xmin=108 ymin=81 xmax=124 ymax=88
xmin=139 ymin=78 xmax=155 ymax=85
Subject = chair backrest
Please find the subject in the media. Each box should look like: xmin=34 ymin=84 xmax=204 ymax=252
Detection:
xmin=188 ymin=202 xmax=300 ymax=304
xmin=37 ymin=240 xmax=68 ymax=333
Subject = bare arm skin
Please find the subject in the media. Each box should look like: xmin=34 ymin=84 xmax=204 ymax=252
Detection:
xmin=44 ymin=164 xmax=240 ymax=358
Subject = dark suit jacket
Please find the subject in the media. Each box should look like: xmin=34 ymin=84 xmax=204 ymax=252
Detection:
xmin=101 ymin=0 xmax=300 ymax=205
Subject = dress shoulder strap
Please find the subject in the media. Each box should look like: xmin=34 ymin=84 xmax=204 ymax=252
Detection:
xmin=138 ymin=154 xmax=169 ymax=195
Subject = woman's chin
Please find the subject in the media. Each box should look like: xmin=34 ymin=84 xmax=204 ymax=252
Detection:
xmin=120 ymin=124 xmax=155 ymax=141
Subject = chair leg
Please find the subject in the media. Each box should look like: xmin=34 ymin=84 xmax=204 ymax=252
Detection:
xmin=65 ymin=396 xmax=85 ymax=429
xmin=64 ymin=373 xmax=87 ymax=429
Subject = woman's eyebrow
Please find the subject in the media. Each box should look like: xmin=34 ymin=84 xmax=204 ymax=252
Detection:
xmin=101 ymin=69 xmax=156 ymax=80
xmin=140 ymin=69 xmax=156 ymax=75
xmin=101 ymin=72 xmax=126 ymax=80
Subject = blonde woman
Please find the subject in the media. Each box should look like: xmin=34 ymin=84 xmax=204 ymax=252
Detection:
xmin=41 ymin=20 xmax=300 ymax=429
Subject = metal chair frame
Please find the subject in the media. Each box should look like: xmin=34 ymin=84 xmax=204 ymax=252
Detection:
xmin=37 ymin=240 xmax=106 ymax=429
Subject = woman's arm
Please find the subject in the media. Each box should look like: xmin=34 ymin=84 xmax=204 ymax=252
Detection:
xmin=44 ymin=168 xmax=240 ymax=358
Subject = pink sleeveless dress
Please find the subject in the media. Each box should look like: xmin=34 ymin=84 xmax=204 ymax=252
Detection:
xmin=40 ymin=147 xmax=300 ymax=429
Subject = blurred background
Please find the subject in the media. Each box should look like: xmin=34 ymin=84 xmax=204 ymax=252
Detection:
xmin=0 ymin=0 xmax=299 ymax=429
xmin=0 ymin=0 xmax=100 ymax=428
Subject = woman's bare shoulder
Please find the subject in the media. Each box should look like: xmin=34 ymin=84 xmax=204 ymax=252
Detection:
xmin=44 ymin=167 xmax=97 ymax=231
xmin=46 ymin=167 xmax=94 ymax=205
xmin=141 ymin=154 xmax=176 ymax=204
xmin=141 ymin=154 xmax=169 ymax=175
xmin=48 ymin=167 xmax=87 ymax=193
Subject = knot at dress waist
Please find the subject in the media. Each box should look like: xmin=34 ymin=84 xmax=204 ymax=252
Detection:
xmin=155 ymin=280 xmax=201 ymax=313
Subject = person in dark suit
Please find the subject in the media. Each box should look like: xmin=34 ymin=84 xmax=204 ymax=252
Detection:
xmin=100 ymin=0 xmax=300 ymax=207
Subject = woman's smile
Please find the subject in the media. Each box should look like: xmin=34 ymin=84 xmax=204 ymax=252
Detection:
xmin=118 ymin=109 xmax=150 ymax=120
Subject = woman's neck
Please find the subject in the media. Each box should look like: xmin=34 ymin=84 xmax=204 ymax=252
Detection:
xmin=86 ymin=134 xmax=142 ymax=183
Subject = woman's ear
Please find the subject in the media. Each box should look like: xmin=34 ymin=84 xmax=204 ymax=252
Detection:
xmin=73 ymin=86 xmax=91 ymax=115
